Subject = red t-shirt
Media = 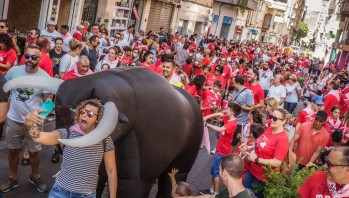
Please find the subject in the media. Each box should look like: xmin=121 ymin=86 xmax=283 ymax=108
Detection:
xmin=121 ymin=56 xmax=132 ymax=66
xmin=62 ymin=70 xmax=78 ymax=80
xmin=324 ymin=94 xmax=340 ymax=115
xmin=208 ymin=43 xmax=215 ymax=51
xmin=340 ymin=93 xmax=349 ymax=116
xmin=296 ymin=108 xmax=316 ymax=124
xmin=189 ymin=43 xmax=197 ymax=54
xmin=161 ymin=45 xmax=171 ymax=52
xmin=250 ymin=127 xmax=289 ymax=181
xmin=216 ymin=115 xmax=237 ymax=156
xmin=183 ymin=63 xmax=193 ymax=77
xmin=201 ymin=57 xmax=211 ymax=66
xmin=0 ymin=48 xmax=17 ymax=75
xmin=73 ymin=32 xmax=83 ymax=42
xmin=201 ymin=90 xmax=222 ymax=117
xmin=294 ymin=122 xmax=329 ymax=165
xmin=140 ymin=62 xmax=162 ymax=74
xmin=299 ymin=171 xmax=342 ymax=198
xmin=245 ymin=82 xmax=264 ymax=105
xmin=205 ymin=73 xmax=225 ymax=90
xmin=39 ymin=53 xmax=53 ymax=77
xmin=211 ymin=64 xmax=231 ymax=89
xmin=185 ymin=84 xmax=197 ymax=98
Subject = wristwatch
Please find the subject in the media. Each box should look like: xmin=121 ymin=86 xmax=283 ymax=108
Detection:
xmin=255 ymin=157 xmax=259 ymax=164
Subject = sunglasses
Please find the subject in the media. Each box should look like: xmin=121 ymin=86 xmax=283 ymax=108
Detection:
xmin=270 ymin=115 xmax=283 ymax=122
xmin=116 ymin=37 xmax=120 ymax=39
xmin=148 ymin=57 xmax=154 ymax=59
xmin=80 ymin=108 xmax=98 ymax=118
xmin=24 ymin=54 xmax=40 ymax=60
xmin=325 ymin=155 xmax=349 ymax=167
xmin=0 ymin=26 xmax=6 ymax=29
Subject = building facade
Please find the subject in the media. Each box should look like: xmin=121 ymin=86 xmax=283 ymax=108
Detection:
xmin=210 ymin=0 xmax=258 ymax=40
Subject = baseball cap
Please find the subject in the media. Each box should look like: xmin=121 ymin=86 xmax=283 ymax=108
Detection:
xmin=311 ymin=95 xmax=324 ymax=105
xmin=47 ymin=20 xmax=56 ymax=25
xmin=315 ymin=110 xmax=328 ymax=122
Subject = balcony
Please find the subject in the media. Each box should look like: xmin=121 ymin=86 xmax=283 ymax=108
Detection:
xmin=214 ymin=0 xmax=258 ymax=11
xmin=341 ymin=0 xmax=349 ymax=16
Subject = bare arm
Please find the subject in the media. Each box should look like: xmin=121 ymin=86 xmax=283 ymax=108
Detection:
xmin=289 ymin=133 xmax=300 ymax=152
xmin=254 ymin=99 xmax=264 ymax=108
xmin=206 ymin=123 xmax=226 ymax=133
xmin=203 ymin=113 xmax=224 ymax=121
xmin=180 ymin=195 xmax=214 ymax=198
xmin=308 ymin=146 xmax=324 ymax=164
xmin=0 ymin=102 xmax=8 ymax=123
xmin=279 ymin=97 xmax=285 ymax=105
xmin=168 ymin=168 xmax=179 ymax=197
xmin=104 ymin=149 xmax=117 ymax=198
xmin=0 ymin=62 xmax=14 ymax=69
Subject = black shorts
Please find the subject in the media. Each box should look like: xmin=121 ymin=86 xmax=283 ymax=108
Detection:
xmin=232 ymin=124 xmax=242 ymax=146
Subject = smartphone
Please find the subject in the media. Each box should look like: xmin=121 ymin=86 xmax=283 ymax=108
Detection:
xmin=39 ymin=99 xmax=55 ymax=118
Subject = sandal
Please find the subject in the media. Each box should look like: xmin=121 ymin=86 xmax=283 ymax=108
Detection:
xmin=51 ymin=151 xmax=60 ymax=163
xmin=21 ymin=157 xmax=31 ymax=166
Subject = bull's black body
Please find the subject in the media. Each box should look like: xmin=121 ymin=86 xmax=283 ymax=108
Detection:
xmin=54 ymin=67 xmax=203 ymax=197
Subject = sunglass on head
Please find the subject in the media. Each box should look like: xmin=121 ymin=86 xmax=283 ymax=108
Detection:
xmin=79 ymin=108 xmax=98 ymax=118
xmin=325 ymin=155 xmax=349 ymax=167
xmin=24 ymin=54 xmax=39 ymax=60
xmin=270 ymin=115 xmax=283 ymax=122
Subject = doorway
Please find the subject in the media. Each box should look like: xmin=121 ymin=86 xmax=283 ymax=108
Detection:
xmin=82 ymin=0 xmax=99 ymax=26
xmin=219 ymin=16 xmax=232 ymax=39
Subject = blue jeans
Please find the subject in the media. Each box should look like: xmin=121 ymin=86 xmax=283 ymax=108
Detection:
xmin=243 ymin=170 xmax=265 ymax=198
xmin=284 ymin=101 xmax=297 ymax=114
xmin=49 ymin=183 xmax=96 ymax=198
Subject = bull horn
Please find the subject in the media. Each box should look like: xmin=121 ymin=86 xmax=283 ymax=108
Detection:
xmin=58 ymin=102 xmax=119 ymax=147
xmin=3 ymin=76 xmax=63 ymax=94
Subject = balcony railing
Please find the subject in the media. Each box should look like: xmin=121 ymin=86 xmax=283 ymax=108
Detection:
xmin=214 ymin=0 xmax=258 ymax=11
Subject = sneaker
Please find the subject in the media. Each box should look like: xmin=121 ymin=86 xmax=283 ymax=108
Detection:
xmin=0 ymin=178 xmax=18 ymax=192
xmin=210 ymin=148 xmax=216 ymax=154
xmin=199 ymin=189 xmax=215 ymax=195
xmin=29 ymin=176 xmax=47 ymax=193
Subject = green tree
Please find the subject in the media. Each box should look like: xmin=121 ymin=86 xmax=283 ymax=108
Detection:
xmin=295 ymin=22 xmax=309 ymax=41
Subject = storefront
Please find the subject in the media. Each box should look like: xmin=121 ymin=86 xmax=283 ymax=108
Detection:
xmin=146 ymin=0 xmax=178 ymax=32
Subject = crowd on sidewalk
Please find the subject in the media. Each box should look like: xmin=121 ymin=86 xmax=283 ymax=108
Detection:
xmin=0 ymin=17 xmax=348 ymax=198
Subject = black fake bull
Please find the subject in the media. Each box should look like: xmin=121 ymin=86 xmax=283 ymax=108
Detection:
xmin=55 ymin=67 xmax=203 ymax=198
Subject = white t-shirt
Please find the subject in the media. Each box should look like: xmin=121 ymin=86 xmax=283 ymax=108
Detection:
xmin=61 ymin=33 xmax=73 ymax=52
xmin=41 ymin=29 xmax=62 ymax=49
xmin=5 ymin=66 xmax=50 ymax=123
xmin=59 ymin=54 xmax=79 ymax=73
xmin=285 ymin=83 xmax=301 ymax=103
xmin=268 ymin=84 xmax=286 ymax=104
xmin=258 ymin=69 xmax=274 ymax=90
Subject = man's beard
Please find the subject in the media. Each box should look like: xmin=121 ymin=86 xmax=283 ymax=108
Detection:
xmin=25 ymin=61 xmax=38 ymax=69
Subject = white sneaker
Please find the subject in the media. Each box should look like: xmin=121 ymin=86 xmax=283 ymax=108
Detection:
xmin=211 ymin=148 xmax=216 ymax=154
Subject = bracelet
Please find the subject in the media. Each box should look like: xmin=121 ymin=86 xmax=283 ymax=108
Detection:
xmin=255 ymin=157 xmax=259 ymax=164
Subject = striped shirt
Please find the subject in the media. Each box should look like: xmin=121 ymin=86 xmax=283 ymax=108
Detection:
xmin=56 ymin=128 xmax=114 ymax=194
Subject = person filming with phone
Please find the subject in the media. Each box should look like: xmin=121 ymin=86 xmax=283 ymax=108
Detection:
xmin=0 ymin=44 xmax=53 ymax=193
xmin=24 ymin=99 xmax=117 ymax=198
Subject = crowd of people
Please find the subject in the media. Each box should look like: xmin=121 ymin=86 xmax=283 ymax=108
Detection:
xmin=0 ymin=17 xmax=347 ymax=198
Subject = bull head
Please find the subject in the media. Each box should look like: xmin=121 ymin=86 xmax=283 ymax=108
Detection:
xmin=3 ymin=76 xmax=119 ymax=147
